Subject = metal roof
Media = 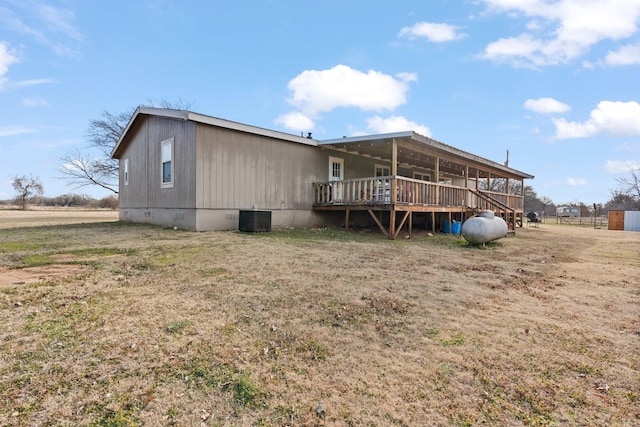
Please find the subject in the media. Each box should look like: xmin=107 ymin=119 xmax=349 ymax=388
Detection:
xmin=318 ymin=131 xmax=534 ymax=180
xmin=111 ymin=107 xmax=317 ymax=158
xmin=111 ymin=108 xmax=534 ymax=180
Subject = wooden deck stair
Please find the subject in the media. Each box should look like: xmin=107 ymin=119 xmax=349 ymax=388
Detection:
xmin=468 ymin=189 xmax=519 ymax=230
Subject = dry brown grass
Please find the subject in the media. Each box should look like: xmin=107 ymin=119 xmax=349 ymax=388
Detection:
xmin=0 ymin=210 xmax=638 ymax=426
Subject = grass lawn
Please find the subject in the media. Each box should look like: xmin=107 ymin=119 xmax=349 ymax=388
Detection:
xmin=0 ymin=211 xmax=638 ymax=426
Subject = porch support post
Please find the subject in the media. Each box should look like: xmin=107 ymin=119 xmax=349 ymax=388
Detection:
xmin=435 ymin=157 xmax=440 ymax=205
xmin=391 ymin=139 xmax=398 ymax=176
xmin=390 ymin=209 xmax=396 ymax=240
xmin=448 ymin=211 xmax=452 ymax=235
xmin=391 ymin=139 xmax=398 ymax=204
xmin=431 ymin=211 xmax=435 ymax=234
xmin=409 ymin=210 xmax=413 ymax=239
xmin=464 ymin=165 xmax=469 ymax=208
xmin=520 ymin=178 xmax=525 ymax=212
xmin=345 ymin=209 xmax=350 ymax=232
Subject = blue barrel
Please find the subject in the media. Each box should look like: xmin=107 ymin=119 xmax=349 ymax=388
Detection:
xmin=443 ymin=221 xmax=461 ymax=234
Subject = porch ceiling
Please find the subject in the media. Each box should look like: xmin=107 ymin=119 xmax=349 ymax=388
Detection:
xmin=319 ymin=132 xmax=534 ymax=180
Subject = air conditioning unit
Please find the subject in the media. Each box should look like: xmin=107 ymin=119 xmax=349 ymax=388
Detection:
xmin=239 ymin=210 xmax=272 ymax=232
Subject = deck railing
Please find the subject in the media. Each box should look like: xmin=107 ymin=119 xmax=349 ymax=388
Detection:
xmin=313 ymin=176 xmax=521 ymax=210
xmin=477 ymin=190 xmax=524 ymax=211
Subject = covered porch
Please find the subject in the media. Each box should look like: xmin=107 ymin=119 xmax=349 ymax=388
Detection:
xmin=312 ymin=132 xmax=534 ymax=239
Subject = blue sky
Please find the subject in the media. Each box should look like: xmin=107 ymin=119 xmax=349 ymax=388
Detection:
xmin=1 ymin=0 xmax=639 ymax=205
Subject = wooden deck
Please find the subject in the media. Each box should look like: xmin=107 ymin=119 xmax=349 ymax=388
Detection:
xmin=313 ymin=176 xmax=524 ymax=239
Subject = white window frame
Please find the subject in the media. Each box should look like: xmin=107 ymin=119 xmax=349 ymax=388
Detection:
xmin=374 ymin=164 xmax=391 ymax=202
xmin=375 ymin=164 xmax=390 ymax=177
xmin=161 ymin=137 xmax=174 ymax=189
xmin=413 ymin=171 xmax=430 ymax=181
xmin=329 ymin=156 xmax=344 ymax=181
xmin=123 ymin=158 xmax=129 ymax=186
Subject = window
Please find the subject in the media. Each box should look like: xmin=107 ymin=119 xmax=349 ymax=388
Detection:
xmin=327 ymin=157 xmax=344 ymax=202
xmin=374 ymin=164 xmax=391 ymax=202
xmin=329 ymin=157 xmax=344 ymax=181
xmin=123 ymin=158 xmax=129 ymax=186
xmin=414 ymin=172 xmax=430 ymax=181
xmin=375 ymin=164 xmax=390 ymax=177
xmin=161 ymin=137 xmax=174 ymax=188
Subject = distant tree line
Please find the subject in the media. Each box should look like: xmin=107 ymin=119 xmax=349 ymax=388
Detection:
xmin=524 ymin=166 xmax=640 ymax=217
xmin=2 ymin=193 xmax=118 ymax=210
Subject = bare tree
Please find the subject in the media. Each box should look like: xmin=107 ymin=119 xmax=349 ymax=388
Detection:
xmin=605 ymin=190 xmax=640 ymax=211
xmin=615 ymin=166 xmax=640 ymax=201
xmin=58 ymin=99 xmax=193 ymax=194
xmin=12 ymin=175 xmax=44 ymax=210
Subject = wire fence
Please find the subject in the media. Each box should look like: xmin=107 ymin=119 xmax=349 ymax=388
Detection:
xmin=555 ymin=216 xmax=608 ymax=228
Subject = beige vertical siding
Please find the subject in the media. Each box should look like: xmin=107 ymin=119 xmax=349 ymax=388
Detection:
xmin=118 ymin=119 xmax=148 ymax=208
xmin=195 ymin=124 xmax=326 ymax=210
xmin=119 ymin=116 xmax=197 ymax=209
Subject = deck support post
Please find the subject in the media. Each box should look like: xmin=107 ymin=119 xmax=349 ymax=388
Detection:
xmin=345 ymin=209 xmax=350 ymax=232
xmin=409 ymin=211 xmax=413 ymax=239
xmin=431 ymin=212 xmax=435 ymax=234
xmin=390 ymin=209 xmax=396 ymax=239
xmin=464 ymin=165 xmax=469 ymax=207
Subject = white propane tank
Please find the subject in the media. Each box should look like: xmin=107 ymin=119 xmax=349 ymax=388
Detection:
xmin=461 ymin=210 xmax=508 ymax=245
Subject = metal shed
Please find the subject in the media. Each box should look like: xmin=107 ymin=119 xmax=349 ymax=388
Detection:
xmin=608 ymin=210 xmax=640 ymax=231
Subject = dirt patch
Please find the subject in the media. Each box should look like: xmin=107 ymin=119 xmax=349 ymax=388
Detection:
xmin=0 ymin=265 xmax=92 ymax=286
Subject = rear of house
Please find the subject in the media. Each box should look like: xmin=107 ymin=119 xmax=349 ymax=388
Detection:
xmin=112 ymin=107 xmax=534 ymax=236
xmin=112 ymin=108 xmax=327 ymax=231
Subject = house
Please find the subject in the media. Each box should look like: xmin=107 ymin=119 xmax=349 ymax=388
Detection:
xmin=556 ymin=206 xmax=581 ymax=217
xmin=111 ymin=107 xmax=534 ymax=238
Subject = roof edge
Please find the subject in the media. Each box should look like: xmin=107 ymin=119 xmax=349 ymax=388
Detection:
xmin=111 ymin=107 xmax=317 ymax=158
xmin=319 ymin=131 xmax=414 ymax=145
xmin=319 ymin=131 xmax=534 ymax=180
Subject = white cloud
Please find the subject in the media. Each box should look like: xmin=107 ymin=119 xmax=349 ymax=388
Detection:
xmin=286 ymin=65 xmax=413 ymax=116
xmin=0 ymin=42 xmax=19 ymax=89
xmin=605 ymin=159 xmax=640 ymax=174
xmin=22 ymin=97 xmax=48 ymax=107
xmin=11 ymin=78 xmax=55 ymax=89
xmin=396 ymin=72 xmax=418 ymax=82
xmin=567 ymin=177 xmax=587 ymax=186
xmin=36 ymin=4 xmax=83 ymax=41
xmin=366 ymin=116 xmax=432 ymax=137
xmin=0 ymin=2 xmax=82 ymax=56
xmin=524 ymin=97 xmax=570 ymax=114
xmin=605 ymin=43 xmax=640 ymax=66
xmin=274 ymin=112 xmax=315 ymax=133
xmin=398 ymin=22 xmax=466 ymax=42
xmin=480 ymin=0 xmax=640 ymax=66
xmin=553 ymin=101 xmax=640 ymax=139
xmin=0 ymin=125 xmax=36 ymax=137
xmin=481 ymin=34 xmax=544 ymax=66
